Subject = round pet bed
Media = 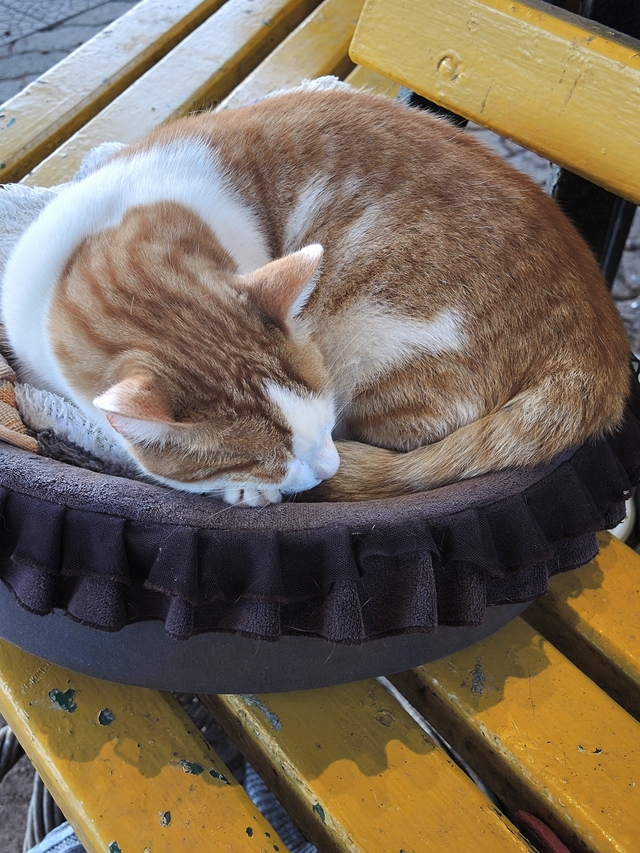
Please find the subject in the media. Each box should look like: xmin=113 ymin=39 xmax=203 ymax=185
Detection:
xmin=0 ymin=373 xmax=638 ymax=692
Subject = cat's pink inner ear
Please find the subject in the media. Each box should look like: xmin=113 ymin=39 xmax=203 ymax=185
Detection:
xmin=245 ymin=244 xmax=324 ymax=329
xmin=93 ymin=372 xmax=175 ymax=444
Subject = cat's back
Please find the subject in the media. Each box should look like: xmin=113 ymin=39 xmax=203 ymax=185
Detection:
xmin=173 ymin=87 xmax=627 ymax=368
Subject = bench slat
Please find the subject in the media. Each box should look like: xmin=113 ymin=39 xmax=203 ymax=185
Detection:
xmin=350 ymin=0 xmax=640 ymax=204
xmin=203 ymin=682 xmax=534 ymax=853
xmin=524 ymin=532 xmax=640 ymax=721
xmin=345 ymin=65 xmax=402 ymax=98
xmin=390 ymin=616 xmax=640 ymax=853
xmin=0 ymin=0 xmax=227 ymax=184
xmin=23 ymin=0 xmax=323 ymax=187
xmin=218 ymin=0 xmax=364 ymax=110
xmin=0 ymin=640 xmax=289 ymax=853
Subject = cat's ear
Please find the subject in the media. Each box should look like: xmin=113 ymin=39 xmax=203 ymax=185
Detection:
xmin=93 ymin=371 xmax=179 ymax=445
xmin=243 ymin=244 xmax=323 ymax=330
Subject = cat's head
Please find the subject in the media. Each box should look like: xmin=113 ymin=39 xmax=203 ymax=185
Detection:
xmin=92 ymin=245 xmax=340 ymax=506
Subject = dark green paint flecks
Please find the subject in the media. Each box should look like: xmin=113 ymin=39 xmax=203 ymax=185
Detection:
xmin=246 ymin=826 xmax=254 ymax=837
xmin=160 ymin=811 xmax=171 ymax=827
xmin=98 ymin=708 xmax=115 ymax=726
xmin=312 ymin=803 xmax=326 ymax=823
xmin=49 ymin=688 xmax=77 ymax=713
xmin=241 ymin=695 xmax=282 ymax=731
xmin=108 ymin=843 xmax=122 ymax=853
xmin=209 ymin=767 xmax=229 ymax=785
xmin=178 ymin=759 xmax=204 ymax=775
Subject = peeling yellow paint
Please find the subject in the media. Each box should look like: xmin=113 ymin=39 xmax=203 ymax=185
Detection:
xmin=0 ymin=642 xmax=289 ymax=852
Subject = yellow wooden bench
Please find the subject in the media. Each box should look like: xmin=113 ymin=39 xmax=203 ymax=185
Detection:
xmin=1 ymin=0 xmax=640 ymax=851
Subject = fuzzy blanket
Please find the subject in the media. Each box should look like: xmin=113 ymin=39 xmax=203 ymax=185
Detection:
xmin=0 ymin=146 xmax=139 ymax=477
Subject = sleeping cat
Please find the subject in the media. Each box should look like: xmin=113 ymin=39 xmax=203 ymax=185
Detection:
xmin=0 ymin=80 xmax=630 ymax=505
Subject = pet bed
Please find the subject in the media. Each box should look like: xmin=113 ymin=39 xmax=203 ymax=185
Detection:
xmin=0 ymin=172 xmax=638 ymax=692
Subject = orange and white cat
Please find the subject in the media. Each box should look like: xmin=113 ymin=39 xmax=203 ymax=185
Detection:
xmin=1 ymin=80 xmax=630 ymax=505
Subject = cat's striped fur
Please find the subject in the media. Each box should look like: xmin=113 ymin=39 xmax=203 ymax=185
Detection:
xmin=1 ymin=82 xmax=630 ymax=504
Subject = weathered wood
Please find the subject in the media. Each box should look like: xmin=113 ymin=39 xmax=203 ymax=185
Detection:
xmin=23 ymin=0 xmax=324 ymax=186
xmin=203 ymin=682 xmax=534 ymax=853
xmin=217 ymin=0 xmax=364 ymax=110
xmin=0 ymin=0 xmax=227 ymax=184
xmin=390 ymin=616 xmax=640 ymax=853
xmin=0 ymin=640 xmax=288 ymax=853
xmin=524 ymin=532 xmax=640 ymax=721
xmin=350 ymin=0 xmax=640 ymax=203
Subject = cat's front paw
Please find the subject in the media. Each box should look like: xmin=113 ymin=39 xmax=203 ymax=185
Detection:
xmin=222 ymin=485 xmax=283 ymax=507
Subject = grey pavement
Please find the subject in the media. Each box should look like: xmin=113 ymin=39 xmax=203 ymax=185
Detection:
xmin=0 ymin=2 xmax=639 ymax=851
xmin=0 ymin=0 xmax=138 ymax=103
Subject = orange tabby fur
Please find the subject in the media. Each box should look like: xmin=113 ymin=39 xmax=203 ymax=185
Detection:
xmin=39 ymin=85 xmax=631 ymax=501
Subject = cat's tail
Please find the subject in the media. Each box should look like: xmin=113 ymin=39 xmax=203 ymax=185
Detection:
xmin=305 ymin=372 xmax=630 ymax=502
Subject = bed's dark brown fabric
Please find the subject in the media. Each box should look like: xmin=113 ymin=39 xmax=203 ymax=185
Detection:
xmin=1 ymin=378 xmax=639 ymax=643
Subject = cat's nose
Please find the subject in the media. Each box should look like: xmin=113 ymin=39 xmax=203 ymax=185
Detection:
xmin=312 ymin=432 xmax=340 ymax=480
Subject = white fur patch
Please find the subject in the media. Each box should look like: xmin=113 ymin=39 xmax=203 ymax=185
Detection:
xmin=323 ymin=304 xmax=467 ymax=411
xmin=338 ymin=205 xmax=382 ymax=263
xmin=283 ymin=176 xmax=330 ymax=254
xmin=1 ymin=139 xmax=271 ymax=408
xmin=265 ymin=381 xmax=338 ymax=492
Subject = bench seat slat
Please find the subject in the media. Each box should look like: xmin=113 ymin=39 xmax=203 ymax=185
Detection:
xmin=203 ymin=681 xmax=534 ymax=853
xmin=390 ymin=616 xmax=640 ymax=853
xmin=0 ymin=0 xmax=227 ymax=185
xmin=350 ymin=0 xmax=640 ymax=204
xmin=344 ymin=65 xmax=402 ymax=98
xmin=524 ymin=532 xmax=640 ymax=721
xmin=218 ymin=0 xmax=364 ymax=110
xmin=0 ymin=640 xmax=290 ymax=853
xmin=23 ymin=0 xmax=324 ymax=187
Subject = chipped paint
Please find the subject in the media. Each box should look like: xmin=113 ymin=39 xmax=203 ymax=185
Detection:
xmin=209 ymin=767 xmax=230 ymax=784
xmin=20 ymin=663 xmax=51 ymax=694
xmin=98 ymin=708 xmax=115 ymax=726
xmin=178 ymin=759 xmax=204 ymax=775
xmin=312 ymin=802 xmax=326 ymax=823
xmin=470 ymin=659 xmax=485 ymax=696
xmin=246 ymin=826 xmax=254 ymax=837
xmin=375 ymin=710 xmax=394 ymax=727
xmin=49 ymin=688 xmax=77 ymax=712
xmin=242 ymin=695 xmax=282 ymax=731
xmin=108 ymin=843 xmax=122 ymax=853
xmin=160 ymin=810 xmax=171 ymax=826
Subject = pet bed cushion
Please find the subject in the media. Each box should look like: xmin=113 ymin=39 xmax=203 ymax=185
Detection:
xmin=0 ymin=166 xmax=638 ymax=645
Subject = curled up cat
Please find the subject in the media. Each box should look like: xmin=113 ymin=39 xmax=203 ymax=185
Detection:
xmin=0 ymin=81 xmax=630 ymax=506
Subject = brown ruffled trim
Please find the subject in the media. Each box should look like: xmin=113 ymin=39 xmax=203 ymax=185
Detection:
xmin=0 ymin=376 xmax=639 ymax=643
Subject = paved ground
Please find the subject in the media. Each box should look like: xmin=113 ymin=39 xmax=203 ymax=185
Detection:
xmin=0 ymin=2 xmax=639 ymax=850
xmin=0 ymin=0 xmax=137 ymax=103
